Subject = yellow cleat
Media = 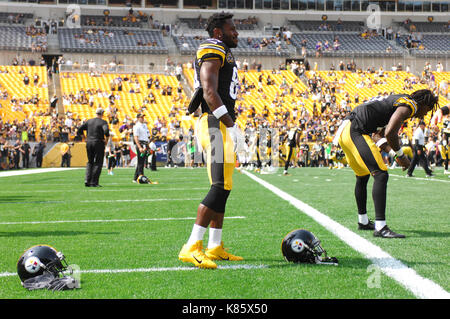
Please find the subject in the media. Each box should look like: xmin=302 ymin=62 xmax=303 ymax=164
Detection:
xmin=205 ymin=242 xmax=244 ymax=261
xmin=178 ymin=240 xmax=217 ymax=269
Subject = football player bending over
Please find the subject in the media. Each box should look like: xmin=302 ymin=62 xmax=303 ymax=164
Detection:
xmin=334 ymin=89 xmax=439 ymax=238
xmin=178 ymin=13 xmax=245 ymax=269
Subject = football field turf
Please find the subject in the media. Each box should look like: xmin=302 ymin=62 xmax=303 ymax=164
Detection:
xmin=0 ymin=166 xmax=449 ymax=299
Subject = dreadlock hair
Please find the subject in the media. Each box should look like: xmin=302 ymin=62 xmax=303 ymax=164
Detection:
xmin=410 ymin=89 xmax=439 ymax=115
xmin=205 ymin=12 xmax=234 ymax=38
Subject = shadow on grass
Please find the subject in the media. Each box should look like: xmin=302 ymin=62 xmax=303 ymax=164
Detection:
xmin=402 ymin=230 xmax=450 ymax=238
xmin=0 ymin=195 xmax=33 ymax=203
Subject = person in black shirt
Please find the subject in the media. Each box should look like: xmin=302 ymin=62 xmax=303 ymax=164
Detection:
xmin=166 ymin=135 xmax=178 ymax=168
xmin=33 ymin=141 xmax=45 ymax=168
xmin=77 ymin=108 xmax=110 ymax=187
xmin=21 ymin=140 xmax=31 ymax=168
xmin=283 ymin=126 xmax=301 ymax=175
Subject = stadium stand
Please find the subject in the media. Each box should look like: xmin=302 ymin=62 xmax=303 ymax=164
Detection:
xmin=0 ymin=2 xmax=449 ymax=170
xmin=398 ymin=21 xmax=450 ymax=33
xmin=290 ymin=32 xmax=404 ymax=57
xmin=178 ymin=16 xmax=257 ymax=30
xmin=59 ymin=71 xmax=190 ymax=142
xmin=0 ymin=65 xmax=50 ymax=140
xmin=58 ymin=27 xmax=168 ymax=54
xmin=0 ymin=12 xmax=33 ymax=24
xmin=289 ymin=20 xmax=364 ymax=32
xmin=81 ymin=14 xmax=143 ymax=28
xmin=0 ymin=26 xmax=47 ymax=52
xmin=173 ymin=35 xmax=292 ymax=56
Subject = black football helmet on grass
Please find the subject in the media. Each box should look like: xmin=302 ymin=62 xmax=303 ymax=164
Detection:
xmin=17 ymin=245 xmax=68 ymax=282
xmin=281 ymin=229 xmax=338 ymax=265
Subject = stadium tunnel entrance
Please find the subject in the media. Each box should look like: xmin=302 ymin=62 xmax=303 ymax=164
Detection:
xmin=42 ymin=54 xmax=62 ymax=73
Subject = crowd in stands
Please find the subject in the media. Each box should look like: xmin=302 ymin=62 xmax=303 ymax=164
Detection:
xmin=25 ymin=26 xmax=48 ymax=52
xmin=1 ymin=52 xmax=448 ymax=170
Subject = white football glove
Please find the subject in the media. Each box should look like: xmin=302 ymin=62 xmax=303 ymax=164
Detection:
xmin=227 ymin=124 xmax=246 ymax=153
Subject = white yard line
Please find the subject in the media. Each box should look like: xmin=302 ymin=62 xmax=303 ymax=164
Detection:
xmin=0 ymin=168 xmax=81 ymax=177
xmin=0 ymin=187 xmax=210 ymax=193
xmin=389 ymin=173 xmax=450 ymax=183
xmin=2 ymin=198 xmax=202 ymax=204
xmin=242 ymin=170 xmax=450 ymax=299
xmin=0 ymin=264 xmax=266 ymax=278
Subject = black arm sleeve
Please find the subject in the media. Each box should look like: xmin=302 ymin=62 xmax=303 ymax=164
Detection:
xmin=77 ymin=122 xmax=87 ymax=136
xmin=103 ymin=122 xmax=110 ymax=138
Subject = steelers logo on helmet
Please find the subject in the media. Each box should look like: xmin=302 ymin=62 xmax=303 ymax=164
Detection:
xmin=17 ymin=245 xmax=69 ymax=283
xmin=291 ymin=239 xmax=305 ymax=253
xmin=281 ymin=229 xmax=323 ymax=263
xmin=24 ymin=256 xmax=41 ymax=274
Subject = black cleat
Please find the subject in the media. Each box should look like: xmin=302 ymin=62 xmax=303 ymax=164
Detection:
xmin=358 ymin=220 xmax=375 ymax=230
xmin=373 ymin=225 xmax=405 ymax=238
xmin=85 ymin=183 xmax=91 ymax=187
xmin=91 ymin=184 xmax=102 ymax=187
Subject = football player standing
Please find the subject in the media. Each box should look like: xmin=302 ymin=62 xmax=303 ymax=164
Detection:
xmin=178 ymin=12 xmax=244 ymax=269
xmin=334 ymin=89 xmax=439 ymax=238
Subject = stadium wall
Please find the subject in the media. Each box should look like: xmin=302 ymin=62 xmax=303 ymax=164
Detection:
xmin=3 ymin=50 xmax=447 ymax=76
xmin=42 ymin=142 xmax=87 ymax=168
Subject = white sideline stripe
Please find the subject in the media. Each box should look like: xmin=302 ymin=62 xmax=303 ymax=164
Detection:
xmin=80 ymin=198 xmax=201 ymax=203
xmin=3 ymin=198 xmax=201 ymax=204
xmin=0 ymin=216 xmax=246 ymax=225
xmin=242 ymin=170 xmax=450 ymax=299
xmin=389 ymin=174 xmax=450 ymax=183
xmin=0 ymin=264 xmax=267 ymax=278
xmin=0 ymin=168 xmax=81 ymax=177
xmin=0 ymin=187 xmax=210 ymax=194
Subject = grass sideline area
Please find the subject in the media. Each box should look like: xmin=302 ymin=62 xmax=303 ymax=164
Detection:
xmin=0 ymin=167 xmax=448 ymax=299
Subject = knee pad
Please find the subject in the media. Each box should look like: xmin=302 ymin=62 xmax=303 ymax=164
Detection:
xmin=201 ymin=185 xmax=230 ymax=213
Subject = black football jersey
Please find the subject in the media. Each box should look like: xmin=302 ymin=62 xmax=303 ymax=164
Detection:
xmin=194 ymin=38 xmax=239 ymax=121
xmin=348 ymin=94 xmax=418 ymax=134
xmin=287 ymin=128 xmax=301 ymax=147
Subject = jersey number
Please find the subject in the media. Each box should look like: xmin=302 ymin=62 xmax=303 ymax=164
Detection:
xmin=229 ymin=66 xmax=239 ymax=100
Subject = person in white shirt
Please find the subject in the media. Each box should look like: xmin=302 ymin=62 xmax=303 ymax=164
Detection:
xmin=406 ymin=121 xmax=433 ymax=177
xmin=133 ymin=113 xmax=150 ymax=182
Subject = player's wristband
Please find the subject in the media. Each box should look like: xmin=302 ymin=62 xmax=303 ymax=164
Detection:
xmin=390 ymin=148 xmax=404 ymax=159
xmin=212 ymin=105 xmax=228 ymax=119
xmin=376 ymin=138 xmax=387 ymax=148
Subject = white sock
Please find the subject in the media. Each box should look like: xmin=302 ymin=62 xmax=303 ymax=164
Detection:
xmin=375 ymin=220 xmax=386 ymax=231
xmin=358 ymin=214 xmax=369 ymax=225
xmin=187 ymin=224 xmax=207 ymax=246
xmin=207 ymin=228 xmax=222 ymax=249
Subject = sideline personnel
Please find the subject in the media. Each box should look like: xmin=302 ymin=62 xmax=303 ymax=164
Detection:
xmin=133 ymin=113 xmax=150 ymax=182
xmin=77 ymin=108 xmax=110 ymax=187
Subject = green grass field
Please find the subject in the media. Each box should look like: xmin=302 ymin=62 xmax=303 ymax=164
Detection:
xmin=0 ymin=166 xmax=449 ymax=299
